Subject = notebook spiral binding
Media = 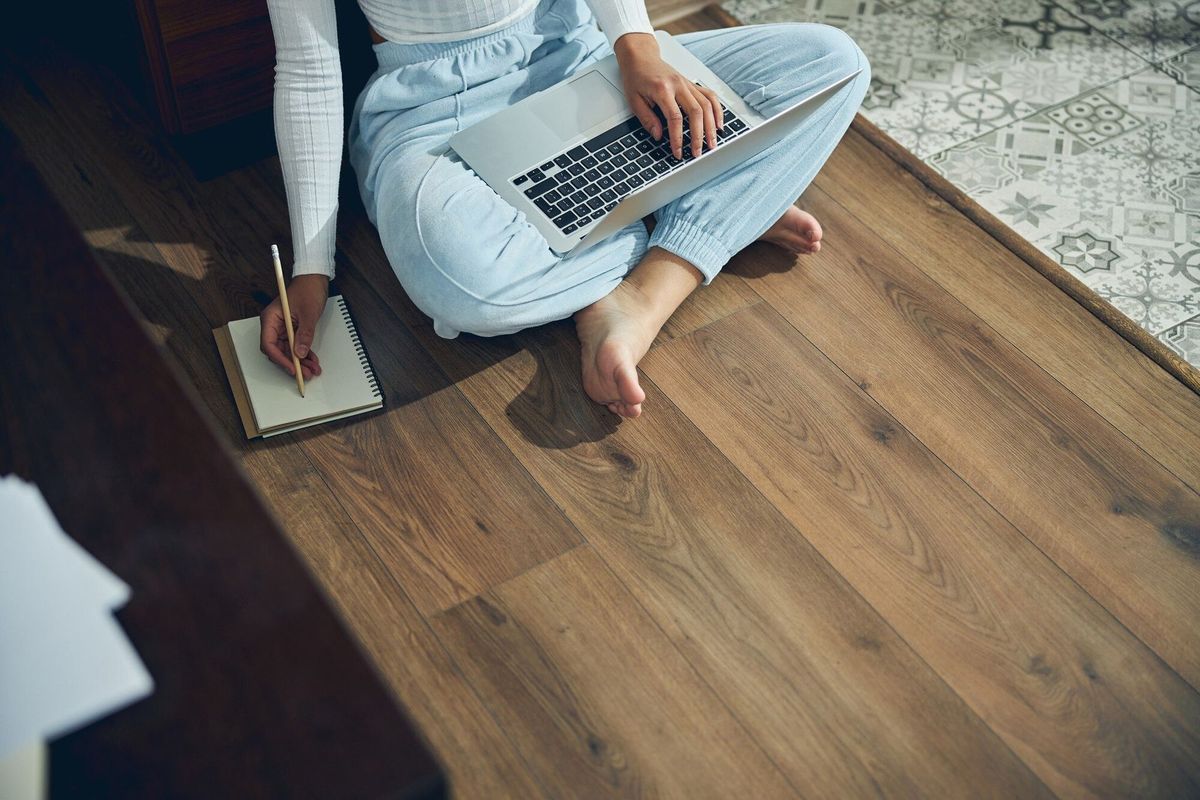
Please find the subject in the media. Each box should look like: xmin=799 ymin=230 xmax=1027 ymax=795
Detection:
xmin=336 ymin=295 xmax=384 ymax=404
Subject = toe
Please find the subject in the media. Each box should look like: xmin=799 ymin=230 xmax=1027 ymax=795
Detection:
xmin=614 ymin=362 xmax=646 ymax=407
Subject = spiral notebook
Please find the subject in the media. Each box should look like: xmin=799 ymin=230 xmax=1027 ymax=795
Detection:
xmin=213 ymin=295 xmax=383 ymax=439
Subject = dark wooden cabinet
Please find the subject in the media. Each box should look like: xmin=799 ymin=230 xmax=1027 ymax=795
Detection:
xmin=132 ymin=0 xmax=275 ymax=134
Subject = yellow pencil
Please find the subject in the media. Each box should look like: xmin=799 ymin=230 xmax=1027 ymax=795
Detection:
xmin=271 ymin=244 xmax=305 ymax=397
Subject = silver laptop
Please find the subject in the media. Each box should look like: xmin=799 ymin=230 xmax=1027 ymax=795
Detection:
xmin=449 ymin=30 xmax=860 ymax=255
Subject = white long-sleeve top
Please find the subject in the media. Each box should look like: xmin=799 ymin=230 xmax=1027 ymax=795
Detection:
xmin=265 ymin=0 xmax=654 ymax=278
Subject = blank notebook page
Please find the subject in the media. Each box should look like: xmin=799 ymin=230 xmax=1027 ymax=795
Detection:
xmin=227 ymin=296 xmax=380 ymax=432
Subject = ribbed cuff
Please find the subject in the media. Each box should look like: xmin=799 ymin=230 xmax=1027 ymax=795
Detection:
xmin=291 ymin=261 xmax=335 ymax=280
xmin=589 ymin=0 xmax=654 ymax=49
xmin=648 ymin=215 xmax=732 ymax=285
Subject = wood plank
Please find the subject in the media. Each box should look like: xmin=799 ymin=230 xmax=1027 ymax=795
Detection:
xmin=750 ymin=180 xmax=1200 ymax=689
xmin=656 ymin=3 xmax=732 ymax=30
xmin=815 ymin=128 xmax=1200 ymax=489
xmin=641 ymin=302 xmax=1200 ymax=797
xmin=0 ymin=121 xmax=443 ymax=800
xmin=431 ymin=548 xmax=796 ymax=798
xmin=0 ymin=50 xmax=559 ymax=797
xmin=163 ymin=17 xmax=274 ymax=133
xmin=366 ymin=313 xmax=1051 ymax=796
xmin=0 ymin=47 xmax=585 ymax=615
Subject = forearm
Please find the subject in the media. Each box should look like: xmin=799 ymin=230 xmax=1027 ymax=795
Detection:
xmin=266 ymin=0 xmax=343 ymax=280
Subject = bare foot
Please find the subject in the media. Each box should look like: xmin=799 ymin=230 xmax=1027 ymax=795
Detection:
xmin=574 ymin=280 xmax=665 ymax=419
xmin=760 ymin=206 xmax=823 ymax=255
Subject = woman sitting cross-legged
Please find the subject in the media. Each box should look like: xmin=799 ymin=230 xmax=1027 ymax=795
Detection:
xmin=259 ymin=0 xmax=870 ymax=418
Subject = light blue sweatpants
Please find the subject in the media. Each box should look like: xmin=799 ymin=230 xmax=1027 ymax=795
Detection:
xmin=348 ymin=0 xmax=870 ymax=339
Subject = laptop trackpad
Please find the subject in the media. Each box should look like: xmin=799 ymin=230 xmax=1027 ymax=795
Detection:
xmin=532 ymin=71 xmax=629 ymax=140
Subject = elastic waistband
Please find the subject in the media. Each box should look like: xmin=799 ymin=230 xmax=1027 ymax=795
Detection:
xmin=371 ymin=0 xmax=562 ymax=69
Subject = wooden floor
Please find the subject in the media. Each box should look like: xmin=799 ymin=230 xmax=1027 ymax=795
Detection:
xmin=4 ymin=7 xmax=1200 ymax=797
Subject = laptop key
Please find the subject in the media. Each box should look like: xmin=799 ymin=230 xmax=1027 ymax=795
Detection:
xmin=598 ymin=161 xmax=615 ymax=174
xmin=627 ymin=175 xmax=644 ymax=188
xmin=597 ymin=176 xmax=614 ymax=189
xmin=562 ymin=223 xmax=578 ymax=233
xmin=636 ymin=141 xmax=654 ymax=153
xmin=523 ymin=177 xmax=557 ymax=198
xmin=584 ymin=169 xmax=600 ymax=182
xmin=568 ymin=163 xmax=585 ymax=176
xmin=554 ymin=154 xmax=572 ymax=168
xmin=570 ymin=190 xmax=587 ymax=204
xmin=526 ymin=168 xmax=545 ymax=182
xmin=535 ymin=197 xmax=558 ymax=214
xmin=570 ymin=176 xmax=588 ymax=190
xmin=635 ymin=155 xmax=653 ymax=168
xmin=540 ymin=161 xmax=553 ymax=171
xmin=566 ymin=145 xmax=588 ymax=160
xmin=614 ymin=181 xmax=630 ymax=195
xmin=618 ymin=134 xmax=637 ymax=147
xmin=544 ymin=189 xmax=562 ymax=203
xmin=611 ymin=154 xmax=628 ymax=167
xmin=730 ymin=119 xmax=747 ymax=132
xmin=587 ymin=197 xmax=604 ymax=210
xmin=600 ymin=189 xmax=616 ymax=201
xmin=582 ymin=117 xmax=641 ymax=153
xmin=556 ymin=171 xmax=574 ymax=184
xmin=584 ymin=183 xmax=601 ymax=197
xmin=581 ymin=155 xmax=598 ymax=168
xmin=639 ymin=167 xmax=656 ymax=181
xmin=604 ymin=202 xmax=617 ymax=211
xmin=554 ymin=210 xmax=578 ymax=227
xmin=513 ymin=174 xmax=528 ymax=186
xmin=652 ymin=162 xmax=670 ymax=175
xmin=611 ymin=167 xmax=628 ymax=180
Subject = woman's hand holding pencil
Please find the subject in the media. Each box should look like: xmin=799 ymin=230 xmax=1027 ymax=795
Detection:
xmin=260 ymin=251 xmax=327 ymax=388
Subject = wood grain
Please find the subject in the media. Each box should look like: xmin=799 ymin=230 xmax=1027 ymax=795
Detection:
xmin=432 ymin=548 xmax=796 ymax=798
xmin=815 ymin=128 xmax=1200 ymax=489
xmin=0 ymin=47 xmax=585 ymax=615
xmin=749 ymin=181 xmax=1200 ymax=689
xmin=0 ymin=121 xmax=443 ymax=800
xmin=845 ymin=114 xmax=1200 ymax=396
xmin=7 ymin=7 xmax=1200 ymax=794
xmin=366 ymin=315 xmax=1049 ymax=797
xmin=0 ymin=50 xmax=557 ymax=798
xmin=642 ymin=302 xmax=1200 ymax=797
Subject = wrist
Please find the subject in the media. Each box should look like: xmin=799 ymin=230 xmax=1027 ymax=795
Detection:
xmin=614 ymin=32 xmax=658 ymax=65
xmin=292 ymin=273 xmax=330 ymax=289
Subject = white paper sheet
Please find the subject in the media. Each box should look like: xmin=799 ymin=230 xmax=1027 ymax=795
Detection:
xmin=0 ymin=476 xmax=154 ymax=759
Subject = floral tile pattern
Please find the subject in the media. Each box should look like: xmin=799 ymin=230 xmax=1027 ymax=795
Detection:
xmin=721 ymin=0 xmax=1200 ymax=368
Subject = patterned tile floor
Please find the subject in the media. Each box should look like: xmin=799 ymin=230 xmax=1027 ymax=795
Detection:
xmin=722 ymin=0 xmax=1200 ymax=369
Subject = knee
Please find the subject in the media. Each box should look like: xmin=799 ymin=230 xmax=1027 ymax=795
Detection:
xmin=804 ymin=23 xmax=869 ymax=80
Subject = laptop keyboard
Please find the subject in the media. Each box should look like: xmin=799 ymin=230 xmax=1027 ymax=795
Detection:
xmin=511 ymin=105 xmax=750 ymax=235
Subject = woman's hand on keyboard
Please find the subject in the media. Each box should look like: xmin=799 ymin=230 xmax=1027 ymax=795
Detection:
xmin=260 ymin=273 xmax=328 ymax=380
xmin=613 ymin=33 xmax=722 ymax=160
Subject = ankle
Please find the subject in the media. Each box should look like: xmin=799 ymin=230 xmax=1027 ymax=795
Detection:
xmin=626 ymin=249 xmax=702 ymax=312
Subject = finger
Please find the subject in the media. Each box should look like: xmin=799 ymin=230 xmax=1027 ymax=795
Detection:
xmin=630 ymin=93 xmax=661 ymax=140
xmin=681 ymin=91 xmax=706 ymax=157
xmin=259 ymin=310 xmax=296 ymax=375
xmin=700 ymin=85 xmax=724 ymax=131
xmin=658 ymin=91 xmax=684 ymax=159
xmin=299 ymin=351 xmax=321 ymax=377
xmin=696 ymin=87 xmax=718 ymax=151
xmin=267 ymin=337 xmax=297 ymax=376
xmin=293 ymin=313 xmax=316 ymax=359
